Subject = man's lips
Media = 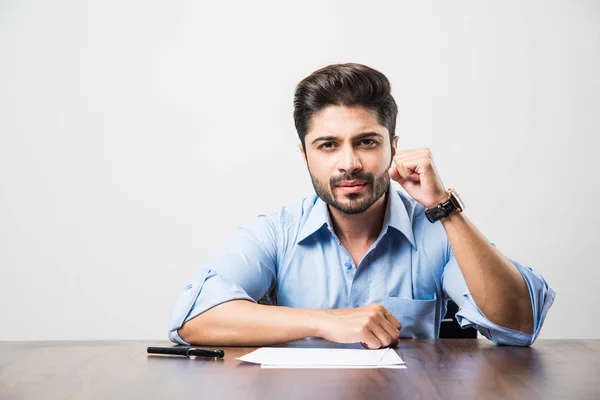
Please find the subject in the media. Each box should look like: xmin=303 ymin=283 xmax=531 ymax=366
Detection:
xmin=337 ymin=180 xmax=367 ymax=187
xmin=336 ymin=180 xmax=368 ymax=194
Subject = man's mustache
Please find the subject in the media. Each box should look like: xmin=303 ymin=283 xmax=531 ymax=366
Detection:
xmin=329 ymin=172 xmax=374 ymax=187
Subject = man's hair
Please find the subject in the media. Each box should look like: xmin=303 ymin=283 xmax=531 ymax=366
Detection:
xmin=293 ymin=63 xmax=398 ymax=149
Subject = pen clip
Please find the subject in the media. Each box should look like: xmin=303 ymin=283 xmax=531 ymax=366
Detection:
xmin=185 ymin=347 xmax=225 ymax=358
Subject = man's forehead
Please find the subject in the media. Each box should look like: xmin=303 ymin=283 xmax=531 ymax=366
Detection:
xmin=306 ymin=105 xmax=386 ymax=138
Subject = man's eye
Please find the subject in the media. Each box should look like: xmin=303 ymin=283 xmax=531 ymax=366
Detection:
xmin=319 ymin=142 xmax=336 ymax=149
xmin=359 ymin=139 xmax=376 ymax=146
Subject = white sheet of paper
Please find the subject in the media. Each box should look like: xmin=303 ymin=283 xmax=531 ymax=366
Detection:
xmin=260 ymin=364 xmax=407 ymax=369
xmin=236 ymin=347 xmax=406 ymax=369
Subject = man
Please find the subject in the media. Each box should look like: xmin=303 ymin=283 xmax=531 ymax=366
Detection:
xmin=170 ymin=63 xmax=555 ymax=348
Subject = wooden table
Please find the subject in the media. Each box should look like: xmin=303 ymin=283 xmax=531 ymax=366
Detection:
xmin=1 ymin=339 xmax=599 ymax=399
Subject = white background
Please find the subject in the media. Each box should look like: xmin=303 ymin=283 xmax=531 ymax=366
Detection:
xmin=1 ymin=0 xmax=598 ymax=340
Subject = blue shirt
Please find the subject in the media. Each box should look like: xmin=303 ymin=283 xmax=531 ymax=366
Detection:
xmin=169 ymin=189 xmax=555 ymax=346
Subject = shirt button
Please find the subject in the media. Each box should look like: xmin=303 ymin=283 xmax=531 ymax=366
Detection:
xmin=344 ymin=262 xmax=353 ymax=269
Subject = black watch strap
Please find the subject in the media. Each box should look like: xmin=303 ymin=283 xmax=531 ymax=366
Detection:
xmin=425 ymin=198 xmax=457 ymax=223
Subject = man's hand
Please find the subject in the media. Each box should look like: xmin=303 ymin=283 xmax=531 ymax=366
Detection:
xmin=317 ymin=304 xmax=401 ymax=349
xmin=389 ymin=148 xmax=448 ymax=209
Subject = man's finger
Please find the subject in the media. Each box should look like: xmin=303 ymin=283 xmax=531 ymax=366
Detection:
xmin=388 ymin=166 xmax=405 ymax=184
xmin=361 ymin=331 xmax=382 ymax=350
xmin=369 ymin=323 xmax=393 ymax=348
xmin=384 ymin=310 xmax=401 ymax=329
xmin=378 ymin=316 xmax=401 ymax=343
xmin=393 ymin=158 xmax=420 ymax=181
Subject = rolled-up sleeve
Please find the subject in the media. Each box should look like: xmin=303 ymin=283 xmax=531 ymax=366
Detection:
xmin=442 ymin=247 xmax=556 ymax=346
xmin=169 ymin=216 xmax=278 ymax=345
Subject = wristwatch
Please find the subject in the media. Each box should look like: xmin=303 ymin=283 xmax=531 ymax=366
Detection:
xmin=425 ymin=188 xmax=465 ymax=223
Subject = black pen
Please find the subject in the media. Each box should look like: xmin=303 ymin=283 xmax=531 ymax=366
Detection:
xmin=147 ymin=346 xmax=224 ymax=358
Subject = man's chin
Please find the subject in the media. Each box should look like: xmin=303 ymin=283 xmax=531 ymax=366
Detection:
xmin=336 ymin=205 xmax=370 ymax=215
xmin=331 ymin=198 xmax=372 ymax=215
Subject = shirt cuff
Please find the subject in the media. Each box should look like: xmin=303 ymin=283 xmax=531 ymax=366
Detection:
xmin=168 ymin=268 xmax=255 ymax=345
xmin=455 ymin=260 xmax=556 ymax=346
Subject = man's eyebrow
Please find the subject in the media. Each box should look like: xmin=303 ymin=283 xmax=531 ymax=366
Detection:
xmin=311 ymin=135 xmax=338 ymax=145
xmin=310 ymin=132 xmax=384 ymax=145
xmin=354 ymin=132 xmax=384 ymax=141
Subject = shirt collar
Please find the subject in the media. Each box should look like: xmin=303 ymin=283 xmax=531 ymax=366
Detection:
xmin=384 ymin=188 xmax=417 ymax=248
xmin=298 ymin=189 xmax=417 ymax=248
xmin=297 ymin=196 xmax=332 ymax=243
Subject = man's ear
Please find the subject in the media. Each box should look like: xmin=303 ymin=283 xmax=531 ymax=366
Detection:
xmin=391 ymin=136 xmax=398 ymax=156
xmin=298 ymin=143 xmax=307 ymax=164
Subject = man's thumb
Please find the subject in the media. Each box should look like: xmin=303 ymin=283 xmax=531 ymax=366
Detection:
xmin=388 ymin=166 xmax=404 ymax=184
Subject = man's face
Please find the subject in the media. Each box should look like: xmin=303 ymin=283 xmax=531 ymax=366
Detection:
xmin=301 ymin=105 xmax=397 ymax=215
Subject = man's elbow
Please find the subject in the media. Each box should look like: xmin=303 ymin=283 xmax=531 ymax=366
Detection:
xmin=177 ymin=315 xmax=205 ymax=345
xmin=177 ymin=306 xmax=229 ymax=345
xmin=177 ymin=323 xmax=192 ymax=344
xmin=176 ymin=300 xmax=254 ymax=345
xmin=512 ymin=298 xmax=535 ymax=335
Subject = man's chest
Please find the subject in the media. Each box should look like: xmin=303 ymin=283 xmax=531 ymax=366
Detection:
xmin=274 ymin=239 xmax=435 ymax=308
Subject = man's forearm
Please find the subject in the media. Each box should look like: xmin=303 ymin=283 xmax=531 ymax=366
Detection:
xmin=178 ymin=300 xmax=324 ymax=346
xmin=441 ymin=212 xmax=534 ymax=334
xmin=179 ymin=300 xmax=404 ymax=349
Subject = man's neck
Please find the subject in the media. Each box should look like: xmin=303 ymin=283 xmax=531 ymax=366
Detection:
xmin=328 ymin=191 xmax=389 ymax=247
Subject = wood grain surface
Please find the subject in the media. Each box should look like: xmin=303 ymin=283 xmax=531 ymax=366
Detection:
xmin=1 ymin=339 xmax=599 ymax=400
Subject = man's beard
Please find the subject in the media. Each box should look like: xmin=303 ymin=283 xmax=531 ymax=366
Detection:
xmin=309 ymin=169 xmax=390 ymax=215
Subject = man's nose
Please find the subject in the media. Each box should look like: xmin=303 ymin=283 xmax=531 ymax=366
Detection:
xmin=338 ymin=146 xmax=362 ymax=174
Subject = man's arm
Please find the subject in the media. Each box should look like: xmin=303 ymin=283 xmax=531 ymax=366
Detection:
xmin=170 ymin=215 xmax=401 ymax=349
xmin=178 ymin=300 xmax=402 ymax=349
xmin=441 ymin=212 xmax=533 ymax=333
xmin=389 ymin=148 xmax=554 ymax=340
xmin=178 ymin=300 xmax=318 ymax=346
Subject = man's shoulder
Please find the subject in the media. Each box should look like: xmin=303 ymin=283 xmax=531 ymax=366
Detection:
xmin=237 ymin=194 xmax=320 ymax=248
xmin=251 ymin=194 xmax=320 ymax=228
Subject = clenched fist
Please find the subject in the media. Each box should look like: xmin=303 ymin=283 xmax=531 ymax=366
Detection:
xmin=389 ymin=148 xmax=448 ymax=209
xmin=317 ymin=303 xmax=401 ymax=349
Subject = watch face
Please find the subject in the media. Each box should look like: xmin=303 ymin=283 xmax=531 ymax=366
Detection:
xmin=450 ymin=189 xmax=465 ymax=211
